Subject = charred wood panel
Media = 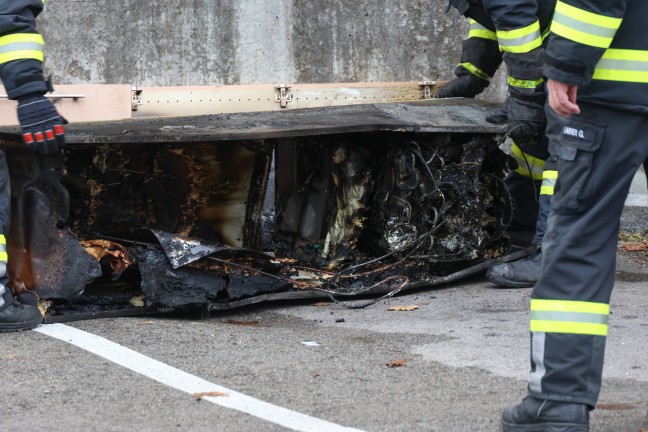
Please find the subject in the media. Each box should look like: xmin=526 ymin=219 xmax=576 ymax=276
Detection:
xmin=62 ymin=140 xmax=272 ymax=249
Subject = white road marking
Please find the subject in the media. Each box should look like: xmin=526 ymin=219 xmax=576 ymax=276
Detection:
xmin=36 ymin=323 xmax=365 ymax=432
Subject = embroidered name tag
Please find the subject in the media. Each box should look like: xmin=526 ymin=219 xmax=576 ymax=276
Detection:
xmin=562 ymin=126 xmax=585 ymax=139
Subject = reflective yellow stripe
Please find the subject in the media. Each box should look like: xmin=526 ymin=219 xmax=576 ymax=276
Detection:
xmin=511 ymin=142 xmax=545 ymax=180
xmin=540 ymin=185 xmax=554 ymax=195
xmin=543 ymin=170 xmax=558 ymax=180
xmin=507 ymin=76 xmax=544 ymax=89
xmin=530 ymin=321 xmax=608 ymax=336
xmin=458 ymin=62 xmax=492 ymax=81
xmin=551 ymin=1 xmax=621 ymax=49
xmin=531 ymin=299 xmax=610 ymax=315
xmin=0 ymin=234 xmax=8 ymax=262
xmin=531 ymin=299 xmax=609 ymax=336
xmin=497 ymin=21 xmax=542 ymax=53
xmin=540 ymin=170 xmax=558 ymax=196
xmin=0 ymin=33 xmax=45 ymax=64
xmin=0 ymin=33 xmax=44 ymax=46
xmin=0 ymin=50 xmax=44 ymax=64
xmin=555 ymin=1 xmax=622 ymax=30
xmin=469 ymin=20 xmax=497 ymax=41
xmin=593 ymin=49 xmax=648 ymax=83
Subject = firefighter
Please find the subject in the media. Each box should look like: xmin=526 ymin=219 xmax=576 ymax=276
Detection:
xmin=0 ymin=0 xmax=66 ymax=332
xmin=502 ymin=0 xmax=648 ymax=430
xmin=439 ymin=0 xmax=557 ymax=287
xmin=484 ymin=155 xmax=557 ymax=288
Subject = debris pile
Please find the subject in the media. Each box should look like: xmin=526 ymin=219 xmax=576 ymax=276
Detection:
xmin=1 ymin=130 xmax=512 ymax=321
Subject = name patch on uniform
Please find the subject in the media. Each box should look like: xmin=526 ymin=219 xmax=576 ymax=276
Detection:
xmin=562 ymin=126 xmax=586 ymax=139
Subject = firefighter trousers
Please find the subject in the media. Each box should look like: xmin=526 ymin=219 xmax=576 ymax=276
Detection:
xmin=528 ymin=102 xmax=648 ymax=407
xmin=0 ymin=150 xmax=10 ymax=308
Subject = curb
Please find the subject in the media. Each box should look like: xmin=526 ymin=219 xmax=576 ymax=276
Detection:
xmin=622 ymin=167 xmax=648 ymax=233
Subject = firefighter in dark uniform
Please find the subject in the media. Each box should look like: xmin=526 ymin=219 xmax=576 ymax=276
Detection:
xmin=439 ymin=0 xmax=557 ymax=287
xmin=0 ymin=0 xmax=66 ymax=332
xmin=502 ymin=0 xmax=648 ymax=429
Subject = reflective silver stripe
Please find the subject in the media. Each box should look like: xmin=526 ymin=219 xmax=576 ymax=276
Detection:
xmin=529 ymin=331 xmax=546 ymax=394
xmin=596 ymin=58 xmax=648 ymax=73
xmin=0 ymin=284 xmax=5 ymax=308
xmin=531 ymin=310 xmax=608 ymax=325
xmin=553 ymin=11 xmax=618 ymax=40
xmin=542 ymin=178 xmax=556 ymax=188
xmin=0 ymin=42 xmax=44 ymax=55
xmin=469 ymin=20 xmax=497 ymax=40
xmin=498 ymin=31 xmax=541 ymax=49
xmin=470 ymin=21 xmax=488 ymax=31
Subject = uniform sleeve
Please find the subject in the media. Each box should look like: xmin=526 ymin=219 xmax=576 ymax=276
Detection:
xmin=0 ymin=0 xmax=48 ymax=99
xmin=455 ymin=20 xmax=503 ymax=82
xmin=544 ymin=0 xmax=627 ymax=86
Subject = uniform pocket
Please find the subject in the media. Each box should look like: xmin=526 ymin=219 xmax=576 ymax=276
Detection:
xmin=548 ymin=118 xmax=606 ymax=213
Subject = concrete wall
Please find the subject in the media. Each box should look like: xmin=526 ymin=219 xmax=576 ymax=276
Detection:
xmin=38 ymin=0 xmax=506 ymax=101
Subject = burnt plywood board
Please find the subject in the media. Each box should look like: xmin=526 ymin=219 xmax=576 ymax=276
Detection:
xmin=0 ymin=100 xmax=507 ymax=144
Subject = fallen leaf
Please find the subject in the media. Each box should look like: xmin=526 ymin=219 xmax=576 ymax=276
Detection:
xmin=310 ymin=302 xmax=330 ymax=307
xmin=193 ymin=391 xmax=229 ymax=399
xmin=388 ymin=305 xmax=419 ymax=312
xmin=596 ymin=402 xmax=636 ymax=411
xmin=622 ymin=241 xmax=648 ymax=251
xmin=386 ymin=359 xmax=406 ymax=368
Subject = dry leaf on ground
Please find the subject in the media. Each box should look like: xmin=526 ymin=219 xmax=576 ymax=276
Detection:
xmin=388 ymin=305 xmax=419 ymax=312
xmin=596 ymin=403 xmax=635 ymax=410
xmin=622 ymin=241 xmax=648 ymax=252
xmin=310 ymin=302 xmax=331 ymax=307
xmin=386 ymin=359 xmax=407 ymax=368
xmin=193 ymin=391 xmax=229 ymax=399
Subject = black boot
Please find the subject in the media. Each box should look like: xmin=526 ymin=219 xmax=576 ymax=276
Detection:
xmin=501 ymin=397 xmax=589 ymax=431
xmin=0 ymin=289 xmax=42 ymax=332
xmin=15 ymin=290 xmax=39 ymax=307
xmin=486 ymin=248 xmax=542 ymax=288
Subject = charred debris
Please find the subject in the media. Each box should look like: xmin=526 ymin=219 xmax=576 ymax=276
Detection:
xmin=0 ymin=103 xmax=519 ymax=322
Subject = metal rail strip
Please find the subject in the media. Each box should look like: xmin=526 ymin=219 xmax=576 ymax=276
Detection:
xmin=0 ymin=81 xmax=443 ymax=126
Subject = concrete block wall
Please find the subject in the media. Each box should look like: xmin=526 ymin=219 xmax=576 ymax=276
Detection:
xmin=37 ymin=0 xmax=507 ymax=101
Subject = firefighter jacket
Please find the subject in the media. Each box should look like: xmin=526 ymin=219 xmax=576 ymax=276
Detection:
xmin=450 ymin=0 xmax=556 ymax=96
xmin=545 ymin=0 xmax=648 ymax=113
xmin=0 ymin=0 xmax=48 ymax=100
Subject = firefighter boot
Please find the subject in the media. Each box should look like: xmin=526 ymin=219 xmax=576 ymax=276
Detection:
xmin=486 ymin=248 xmax=541 ymax=288
xmin=16 ymin=290 xmax=39 ymax=307
xmin=0 ymin=287 xmax=42 ymax=332
xmin=501 ymin=397 xmax=589 ymax=432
